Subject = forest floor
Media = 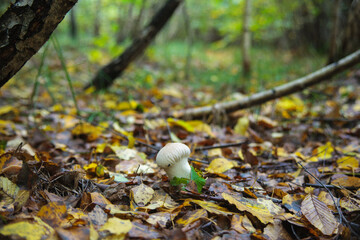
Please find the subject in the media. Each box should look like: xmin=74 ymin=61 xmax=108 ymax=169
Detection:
xmin=0 ymin=44 xmax=359 ymax=239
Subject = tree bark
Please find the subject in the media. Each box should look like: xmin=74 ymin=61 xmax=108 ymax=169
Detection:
xmin=339 ymin=1 xmax=360 ymax=59
xmin=327 ymin=0 xmax=340 ymax=64
xmin=86 ymin=0 xmax=183 ymax=90
xmin=242 ymin=0 xmax=251 ymax=77
xmin=0 ymin=0 xmax=78 ymax=89
xmin=170 ymin=49 xmax=360 ymax=119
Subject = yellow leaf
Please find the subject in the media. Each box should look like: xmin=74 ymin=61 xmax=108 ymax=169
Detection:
xmin=208 ymin=148 xmax=223 ymax=157
xmin=104 ymin=100 xmax=118 ymax=110
xmin=71 ymin=122 xmax=102 ymax=141
xmin=37 ymin=202 xmax=67 ymax=227
xmin=206 ymin=158 xmax=236 ymax=174
xmin=231 ymin=214 xmax=256 ymax=234
xmin=0 ymin=105 xmax=17 ymax=115
xmin=186 ymin=120 xmax=215 ymax=137
xmin=312 ymin=142 xmax=334 ymax=159
xmin=110 ymin=146 xmax=137 ymax=160
xmin=0 ymin=176 xmax=30 ymax=211
xmin=130 ymin=183 xmax=155 ymax=207
xmin=0 ymin=220 xmax=52 ymax=240
xmin=189 ymin=199 xmax=232 ymax=216
xmin=100 ymin=217 xmax=132 ymax=236
xmin=91 ymin=192 xmax=112 ymax=207
xmin=167 ymin=118 xmax=195 ymax=132
xmin=95 ymin=143 xmax=108 ymax=153
xmin=83 ymin=163 xmax=98 ymax=173
xmin=222 ymin=193 xmax=282 ymax=224
xmin=176 ymin=208 xmax=207 ymax=226
xmin=339 ymin=197 xmax=360 ymax=212
xmin=51 ymin=103 xmax=64 ymax=112
xmin=234 ymin=117 xmax=249 ymax=136
xmin=117 ymin=100 xmax=138 ymax=111
xmin=127 ymin=132 xmax=135 ymax=148
xmin=337 ymin=156 xmax=359 ymax=170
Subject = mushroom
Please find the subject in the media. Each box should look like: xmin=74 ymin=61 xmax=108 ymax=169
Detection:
xmin=156 ymin=143 xmax=191 ymax=180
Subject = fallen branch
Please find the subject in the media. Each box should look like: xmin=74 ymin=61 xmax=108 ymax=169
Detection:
xmin=171 ymin=49 xmax=360 ymax=118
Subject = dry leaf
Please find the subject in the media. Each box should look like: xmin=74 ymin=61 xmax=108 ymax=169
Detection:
xmin=176 ymin=209 xmax=207 ymax=226
xmin=100 ymin=217 xmax=132 ymax=239
xmin=206 ymin=158 xmax=236 ymax=174
xmin=301 ymin=194 xmax=338 ymax=236
xmin=189 ymin=199 xmax=233 ymax=216
xmin=130 ymin=183 xmax=155 ymax=207
xmin=222 ymin=193 xmax=282 ymax=224
xmin=37 ymin=202 xmax=67 ymax=227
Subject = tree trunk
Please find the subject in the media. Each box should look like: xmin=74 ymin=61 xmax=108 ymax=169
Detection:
xmin=69 ymin=8 xmax=78 ymax=39
xmin=168 ymin=49 xmax=360 ymax=119
xmin=242 ymin=0 xmax=251 ymax=77
xmin=0 ymin=0 xmax=78 ymax=89
xmin=339 ymin=1 xmax=360 ymax=58
xmin=327 ymin=0 xmax=340 ymax=64
xmin=86 ymin=0 xmax=183 ymax=90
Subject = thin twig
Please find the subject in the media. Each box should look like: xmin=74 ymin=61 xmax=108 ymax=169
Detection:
xmin=194 ymin=141 xmax=248 ymax=151
xmin=303 ymin=183 xmax=358 ymax=190
xmin=298 ymin=162 xmax=347 ymax=227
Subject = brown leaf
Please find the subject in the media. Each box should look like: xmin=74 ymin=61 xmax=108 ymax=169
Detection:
xmin=88 ymin=205 xmax=107 ymax=226
xmin=37 ymin=202 xmax=67 ymax=228
xmin=301 ymin=194 xmax=338 ymax=236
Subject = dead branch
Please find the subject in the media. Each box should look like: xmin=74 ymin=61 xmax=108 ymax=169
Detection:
xmin=171 ymin=49 xmax=360 ymax=119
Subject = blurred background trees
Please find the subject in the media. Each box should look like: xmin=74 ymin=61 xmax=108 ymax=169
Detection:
xmin=1 ymin=0 xmax=358 ymax=94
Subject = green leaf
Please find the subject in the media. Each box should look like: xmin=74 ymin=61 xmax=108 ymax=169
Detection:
xmin=169 ymin=167 xmax=206 ymax=193
xmin=170 ymin=177 xmax=189 ymax=186
xmin=191 ymin=166 xmax=206 ymax=193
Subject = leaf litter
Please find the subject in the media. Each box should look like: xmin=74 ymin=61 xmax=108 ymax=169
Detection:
xmin=0 ymin=69 xmax=360 ymax=239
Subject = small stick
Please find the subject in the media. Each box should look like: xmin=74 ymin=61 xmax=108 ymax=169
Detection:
xmin=303 ymin=183 xmax=358 ymax=191
xmin=194 ymin=141 xmax=248 ymax=151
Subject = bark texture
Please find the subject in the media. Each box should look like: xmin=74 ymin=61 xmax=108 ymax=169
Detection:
xmin=0 ymin=0 xmax=78 ymax=88
xmin=170 ymin=49 xmax=360 ymax=119
xmin=86 ymin=0 xmax=183 ymax=90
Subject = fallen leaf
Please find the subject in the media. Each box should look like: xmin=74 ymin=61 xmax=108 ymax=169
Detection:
xmin=0 ymin=217 xmax=55 ymax=240
xmin=336 ymin=156 xmax=359 ymax=170
xmin=37 ymin=202 xmax=67 ymax=227
xmin=222 ymin=193 xmax=283 ymax=224
xmin=0 ymin=176 xmax=30 ymax=212
xmin=130 ymin=183 xmax=155 ymax=207
xmin=206 ymin=158 xmax=236 ymax=174
xmin=189 ymin=199 xmax=233 ymax=216
xmin=231 ymin=214 xmax=256 ymax=234
xmin=301 ymin=194 xmax=337 ymax=236
xmin=176 ymin=208 xmax=207 ymax=226
xmin=100 ymin=217 xmax=132 ymax=239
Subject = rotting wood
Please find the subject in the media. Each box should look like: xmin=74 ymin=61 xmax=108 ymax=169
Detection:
xmin=170 ymin=49 xmax=360 ymax=119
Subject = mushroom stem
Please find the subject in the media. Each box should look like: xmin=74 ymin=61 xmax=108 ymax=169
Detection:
xmin=165 ymin=157 xmax=191 ymax=180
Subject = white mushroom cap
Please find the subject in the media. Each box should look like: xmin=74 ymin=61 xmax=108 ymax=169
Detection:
xmin=156 ymin=143 xmax=191 ymax=180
